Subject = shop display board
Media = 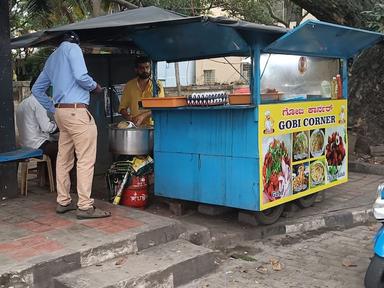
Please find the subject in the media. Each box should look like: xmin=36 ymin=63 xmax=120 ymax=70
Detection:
xmin=259 ymin=99 xmax=348 ymax=210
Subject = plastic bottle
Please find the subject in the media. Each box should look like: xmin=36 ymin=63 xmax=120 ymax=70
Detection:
xmin=321 ymin=80 xmax=331 ymax=98
xmin=336 ymin=74 xmax=342 ymax=99
xmin=331 ymin=77 xmax=337 ymax=99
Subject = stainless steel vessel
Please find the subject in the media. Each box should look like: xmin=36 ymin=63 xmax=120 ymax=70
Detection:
xmin=109 ymin=123 xmax=153 ymax=155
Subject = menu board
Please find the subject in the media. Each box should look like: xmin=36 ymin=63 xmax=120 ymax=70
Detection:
xmin=258 ymin=99 xmax=348 ymax=210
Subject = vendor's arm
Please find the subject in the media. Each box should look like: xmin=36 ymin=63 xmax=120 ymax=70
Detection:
xmin=31 ymin=70 xmax=55 ymax=113
xmin=118 ymin=84 xmax=133 ymax=121
xmin=34 ymin=99 xmax=58 ymax=134
xmin=133 ymin=110 xmax=151 ymax=126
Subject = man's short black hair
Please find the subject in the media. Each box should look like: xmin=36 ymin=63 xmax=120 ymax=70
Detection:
xmin=135 ymin=56 xmax=151 ymax=67
xmin=30 ymin=75 xmax=39 ymax=90
xmin=62 ymin=31 xmax=80 ymax=44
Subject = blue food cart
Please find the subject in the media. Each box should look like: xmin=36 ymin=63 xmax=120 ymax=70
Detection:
xmin=11 ymin=7 xmax=384 ymax=224
xmin=143 ymin=19 xmax=383 ymax=224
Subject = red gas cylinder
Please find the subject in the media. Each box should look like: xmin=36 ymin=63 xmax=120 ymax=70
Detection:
xmin=120 ymin=176 xmax=148 ymax=208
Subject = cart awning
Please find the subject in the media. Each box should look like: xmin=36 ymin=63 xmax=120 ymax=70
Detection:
xmin=10 ymin=6 xmax=287 ymax=62
xmin=263 ymin=20 xmax=384 ymax=59
xmin=12 ymin=8 xmax=383 ymax=61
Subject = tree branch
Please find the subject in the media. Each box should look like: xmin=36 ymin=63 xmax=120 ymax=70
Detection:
xmin=290 ymin=0 xmax=376 ymax=28
xmin=62 ymin=6 xmax=75 ymax=23
xmin=108 ymin=0 xmax=138 ymax=9
xmin=264 ymin=1 xmax=289 ymax=27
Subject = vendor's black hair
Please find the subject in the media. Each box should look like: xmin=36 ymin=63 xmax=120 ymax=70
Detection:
xmin=135 ymin=56 xmax=151 ymax=67
xmin=30 ymin=75 xmax=38 ymax=90
xmin=62 ymin=31 xmax=80 ymax=44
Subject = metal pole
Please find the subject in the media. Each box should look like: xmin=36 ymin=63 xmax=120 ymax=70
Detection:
xmin=342 ymin=58 xmax=348 ymax=99
xmin=108 ymin=56 xmax=113 ymax=123
xmin=252 ymin=45 xmax=261 ymax=105
xmin=175 ymin=62 xmax=182 ymax=96
xmin=152 ymin=61 xmax=158 ymax=97
xmin=0 ymin=0 xmax=18 ymax=198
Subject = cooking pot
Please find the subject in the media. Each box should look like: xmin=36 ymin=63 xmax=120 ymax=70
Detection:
xmin=109 ymin=123 xmax=153 ymax=155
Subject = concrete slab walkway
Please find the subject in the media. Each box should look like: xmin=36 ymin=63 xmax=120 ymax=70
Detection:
xmin=0 ymin=193 xmax=184 ymax=287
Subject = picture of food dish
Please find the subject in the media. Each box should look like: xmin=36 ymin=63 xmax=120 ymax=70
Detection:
xmin=310 ymin=160 xmax=326 ymax=187
xmin=262 ymin=137 xmax=292 ymax=203
xmin=293 ymin=131 xmax=309 ymax=161
xmin=310 ymin=129 xmax=325 ymax=158
xmin=292 ymin=163 xmax=309 ymax=193
xmin=325 ymin=127 xmax=347 ymax=182
xmin=326 ymin=131 xmax=346 ymax=167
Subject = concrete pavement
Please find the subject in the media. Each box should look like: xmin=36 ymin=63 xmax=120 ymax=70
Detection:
xmin=0 ymin=193 xmax=194 ymax=287
xmin=182 ymin=224 xmax=378 ymax=288
xmin=146 ymin=172 xmax=383 ymax=248
xmin=0 ymin=171 xmax=383 ymax=287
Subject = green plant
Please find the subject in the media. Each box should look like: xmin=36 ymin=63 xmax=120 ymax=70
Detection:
xmin=361 ymin=3 xmax=384 ymax=32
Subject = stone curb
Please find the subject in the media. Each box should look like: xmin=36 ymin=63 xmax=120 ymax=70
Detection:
xmin=244 ymin=207 xmax=374 ymax=241
xmin=349 ymin=161 xmax=384 ymax=176
xmin=205 ymin=207 xmax=375 ymax=250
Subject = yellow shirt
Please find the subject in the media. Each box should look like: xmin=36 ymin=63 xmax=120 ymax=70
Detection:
xmin=119 ymin=77 xmax=164 ymax=125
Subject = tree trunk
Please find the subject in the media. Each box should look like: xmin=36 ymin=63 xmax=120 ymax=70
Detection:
xmin=291 ymin=0 xmax=384 ymax=148
xmin=0 ymin=0 xmax=17 ymax=198
xmin=291 ymin=0 xmax=377 ymax=28
xmin=348 ymin=44 xmax=384 ymax=143
xmin=90 ymin=0 xmax=103 ymax=17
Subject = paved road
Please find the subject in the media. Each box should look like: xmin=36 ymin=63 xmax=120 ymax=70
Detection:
xmin=183 ymin=224 xmax=379 ymax=288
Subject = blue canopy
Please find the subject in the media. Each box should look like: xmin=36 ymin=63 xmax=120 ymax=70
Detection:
xmin=263 ymin=20 xmax=384 ymax=58
xmin=11 ymin=7 xmax=383 ymax=61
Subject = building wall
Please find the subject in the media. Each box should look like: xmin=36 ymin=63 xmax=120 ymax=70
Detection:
xmin=195 ymin=57 xmax=245 ymax=85
xmin=157 ymin=61 xmax=195 ymax=87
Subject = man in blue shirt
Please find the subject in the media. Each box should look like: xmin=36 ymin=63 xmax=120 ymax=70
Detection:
xmin=32 ymin=31 xmax=111 ymax=219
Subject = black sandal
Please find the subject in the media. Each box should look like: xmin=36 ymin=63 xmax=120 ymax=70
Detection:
xmin=76 ymin=206 xmax=111 ymax=219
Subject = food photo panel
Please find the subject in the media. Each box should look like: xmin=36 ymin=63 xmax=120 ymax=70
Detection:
xmin=309 ymin=159 xmax=326 ymax=188
xmin=292 ymin=131 xmax=309 ymax=162
xmin=325 ymin=126 xmax=347 ymax=182
xmin=310 ymin=128 xmax=325 ymax=158
xmin=261 ymin=134 xmax=292 ymax=204
xmin=292 ymin=162 xmax=309 ymax=194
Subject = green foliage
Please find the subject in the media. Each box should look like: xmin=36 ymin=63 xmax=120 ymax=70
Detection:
xmin=129 ymin=0 xmax=214 ymax=16
xmin=218 ymin=0 xmax=276 ymax=25
xmin=15 ymin=48 xmax=54 ymax=81
xmin=361 ymin=3 xmax=384 ymax=32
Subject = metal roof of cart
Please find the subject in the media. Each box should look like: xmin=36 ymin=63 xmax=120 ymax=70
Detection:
xmin=11 ymin=6 xmax=384 ymax=62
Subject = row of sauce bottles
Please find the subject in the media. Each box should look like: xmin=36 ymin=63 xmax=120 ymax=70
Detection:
xmin=321 ymin=74 xmax=343 ymax=99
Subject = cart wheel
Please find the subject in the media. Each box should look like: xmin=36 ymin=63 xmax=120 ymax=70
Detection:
xmin=296 ymin=193 xmax=317 ymax=208
xmin=254 ymin=204 xmax=285 ymax=225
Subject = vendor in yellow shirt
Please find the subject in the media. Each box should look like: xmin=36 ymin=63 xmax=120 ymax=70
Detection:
xmin=119 ymin=56 xmax=164 ymax=126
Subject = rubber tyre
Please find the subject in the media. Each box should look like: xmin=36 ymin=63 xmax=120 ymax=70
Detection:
xmin=296 ymin=193 xmax=317 ymax=208
xmin=365 ymin=254 xmax=384 ymax=288
xmin=254 ymin=204 xmax=285 ymax=225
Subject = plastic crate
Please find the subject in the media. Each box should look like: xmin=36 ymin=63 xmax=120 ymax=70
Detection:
xmin=141 ymin=96 xmax=187 ymax=108
xmin=229 ymin=93 xmax=251 ymax=105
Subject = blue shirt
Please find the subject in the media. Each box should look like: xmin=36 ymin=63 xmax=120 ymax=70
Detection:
xmin=32 ymin=41 xmax=97 ymax=113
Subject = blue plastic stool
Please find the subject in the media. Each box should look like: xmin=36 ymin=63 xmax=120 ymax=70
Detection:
xmin=0 ymin=147 xmax=54 ymax=195
xmin=0 ymin=147 xmax=43 ymax=163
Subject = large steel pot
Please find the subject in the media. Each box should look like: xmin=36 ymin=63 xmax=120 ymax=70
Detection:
xmin=109 ymin=123 xmax=153 ymax=155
